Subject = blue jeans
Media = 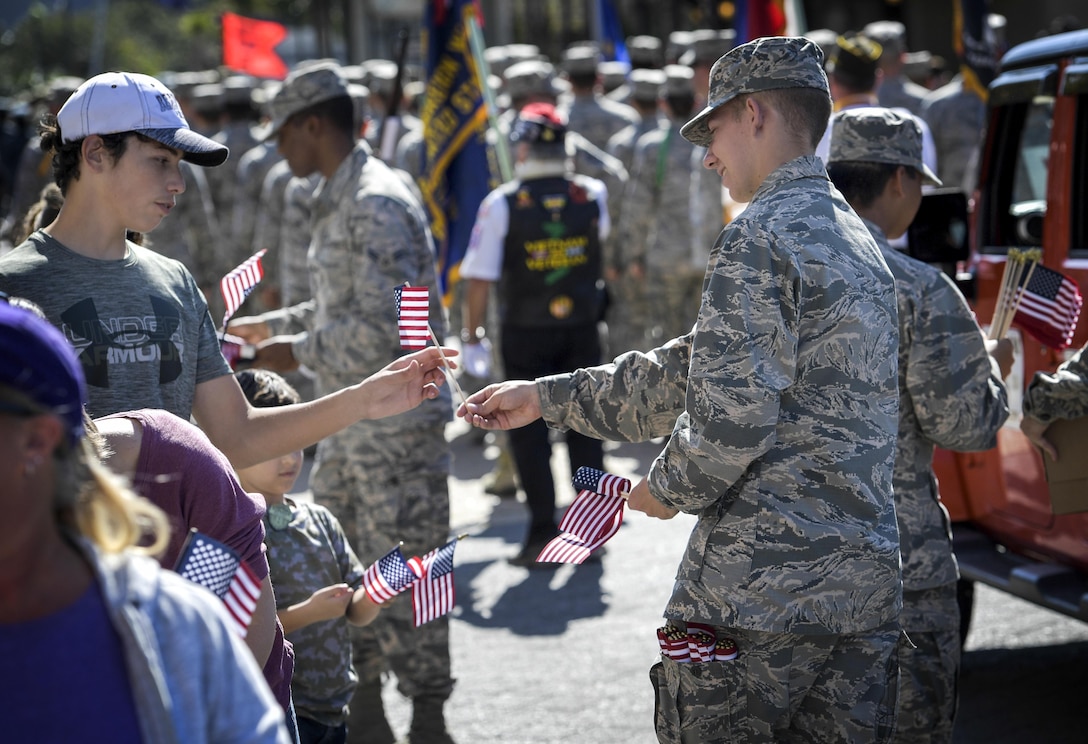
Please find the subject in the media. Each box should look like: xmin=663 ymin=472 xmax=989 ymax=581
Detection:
xmin=296 ymin=715 xmax=346 ymax=744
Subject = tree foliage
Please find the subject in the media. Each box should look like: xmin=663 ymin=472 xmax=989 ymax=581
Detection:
xmin=0 ymin=0 xmax=308 ymax=98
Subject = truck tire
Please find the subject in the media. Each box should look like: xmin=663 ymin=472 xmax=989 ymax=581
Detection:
xmin=957 ymin=578 xmax=975 ymax=645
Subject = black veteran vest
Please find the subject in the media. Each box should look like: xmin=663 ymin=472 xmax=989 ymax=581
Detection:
xmin=499 ymin=175 xmax=603 ymax=328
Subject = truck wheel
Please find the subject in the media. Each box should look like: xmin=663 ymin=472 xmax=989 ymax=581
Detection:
xmin=956 ymin=579 xmax=975 ymax=645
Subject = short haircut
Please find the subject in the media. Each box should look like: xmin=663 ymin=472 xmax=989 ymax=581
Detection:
xmin=827 ymin=160 xmax=917 ymax=209
xmin=722 ymin=88 xmax=831 ymax=150
xmin=236 ymin=368 xmax=302 ymax=409
xmin=293 ymin=94 xmax=355 ymax=137
xmin=39 ymin=115 xmax=168 ymax=196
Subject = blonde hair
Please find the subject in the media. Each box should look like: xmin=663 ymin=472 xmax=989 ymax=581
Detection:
xmin=2 ymin=385 xmax=169 ymax=555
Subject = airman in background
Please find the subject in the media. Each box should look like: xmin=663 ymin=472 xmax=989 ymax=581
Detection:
xmin=864 ymin=20 xmax=930 ymax=116
xmin=557 ymin=44 xmax=640 ymax=152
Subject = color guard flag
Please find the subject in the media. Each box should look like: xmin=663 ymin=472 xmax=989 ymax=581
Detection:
xmin=1014 ymin=264 xmax=1083 ymax=349
xmin=410 ymin=539 xmax=458 ymax=626
xmin=362 ymin=545 xmax=421 ymax=604
xmin=175 ymin=529 xmax=261 ymax=638
xmin=394 ymin=284 xmax=432 ymax=349
xmin=536 ymin=467 xmax=631 ymax=564
xmin=421 ymin=0 xmax=498 ymax=306
xmin=734 ymin=0 xmax=788 ymax=45
xmin=221 ymin=249 xmax=267 ymax=326
xmin=222 ymin=12 xmax=289 ymax=80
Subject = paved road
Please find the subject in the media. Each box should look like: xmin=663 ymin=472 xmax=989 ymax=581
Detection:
xmin=299 ymin=419 xmax=1088 ymax=743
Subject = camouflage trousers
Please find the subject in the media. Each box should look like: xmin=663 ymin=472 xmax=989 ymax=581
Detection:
xmin=651 ymin=620 xmax=900 ymax=743
xmin=892 ymin=584 xmax=961 ymax=744
xmin=642 ymin=268 xmax=705 ymax=347
xmin=312 ymin=456 xmax=455 ymax=702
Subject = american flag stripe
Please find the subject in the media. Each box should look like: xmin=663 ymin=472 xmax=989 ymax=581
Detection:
xmin=174 ymin=530 xmax=261 ymax=638
xmin=411 ymin=539 xmax=457 ymax=626
xmin=220 ymin=249 xmax=267 ymax=326
xmin=222 ymin=560 xmax=261 ymax=637
xmin=395 ymin=285 xmax=432 ymax=349
xmin=535 ymin=490 xmax=625 ymax=564
xmin=1013 ymin=264 xmax=1083 ymax=349
xmin=362 ymin=546 xmax=420 ymax=604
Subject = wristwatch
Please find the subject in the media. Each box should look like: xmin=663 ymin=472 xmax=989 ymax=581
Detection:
xmin=460 ymin=326 xmax=486 ymax=344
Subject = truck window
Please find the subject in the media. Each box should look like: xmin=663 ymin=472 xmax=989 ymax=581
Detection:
xmin=980 ymin=96 xmax=1054 ymax=252
xmin=1073 ymin=93 xmax=1088 ymax=256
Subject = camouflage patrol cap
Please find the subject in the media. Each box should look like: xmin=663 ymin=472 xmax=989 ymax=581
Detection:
xmin=828 ymin=108 xmax=942 ymax=186
xmin=627 ymin=35 xmax=664 ymax=68
xmin=504 ymin=60 xmax=569 ymax=102
xmin=680 ymin=36 xmax=829 ymax=147
xmin=265 ymin=62 xmax=349 ymax=140
xmin=663 ymin=65 xmax=694 ymax=98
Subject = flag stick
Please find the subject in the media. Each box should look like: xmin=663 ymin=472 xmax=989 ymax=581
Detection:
xmin=428 ymin=324 xmax=469 ymax=409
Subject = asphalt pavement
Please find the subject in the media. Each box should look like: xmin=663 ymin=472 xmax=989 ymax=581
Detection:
xmin=296 ymin=416 xmax=1088 ymax=744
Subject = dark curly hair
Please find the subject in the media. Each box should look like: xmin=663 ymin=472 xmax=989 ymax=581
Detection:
xmin=235 ymin=369 xmax=302 ymax=409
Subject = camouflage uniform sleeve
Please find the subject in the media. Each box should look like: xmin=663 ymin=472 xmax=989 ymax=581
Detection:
xmin=291 ymin=193 xmax=430 ymax=375
xmin=647 ymin=221 xmax=799 ymax=513
xmin=1023 ymin=340 xmax=1088 ymax=423
xmin=538 ymin=334 xmax=692 ymax=442
xmin=907 ymin=269 xmax=1008 ymax=449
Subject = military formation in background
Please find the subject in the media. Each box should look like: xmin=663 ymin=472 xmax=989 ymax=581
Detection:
xmin=0 ymin=20 xmax=991 ymax=369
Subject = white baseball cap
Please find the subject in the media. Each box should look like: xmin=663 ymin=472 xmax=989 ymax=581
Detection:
xmin=57 ymin=71 xmax=228 ymax=167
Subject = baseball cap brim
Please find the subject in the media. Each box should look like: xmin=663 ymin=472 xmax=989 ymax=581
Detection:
xmin=136 ymin=127 xmax=228 ymax=167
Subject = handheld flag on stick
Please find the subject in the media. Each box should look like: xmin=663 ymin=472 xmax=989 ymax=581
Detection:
xmin=221 ymin=249 xmax=267 ymax=327
xmin=395 ymin=284 xmax=432 ymax=349
xmin=361 ymin=544 xmax=420 ymax=604
xmin=409 ymin=537 xmax=461 ymax=626
xmin=175 ymin=529 xmax=261 ymax=638
xmin=394 ymin=283 xmax=470 ymax=407
xmin=989 ymin=248 xmax=1041 ymax=339
xmin=536 ymin=467 xmax=630 ymax=564
xmin=1013 ymin=264 xmax=1082 ymax=349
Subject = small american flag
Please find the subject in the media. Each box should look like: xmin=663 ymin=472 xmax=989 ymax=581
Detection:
xmin=362 ymin=545 xmax=421 ymax=604
xmin=535 ymin=467 xmax=630 ymax=564
xmin=410 ymin=539 xmax=458 ymax=627
xmin=220 ymin=249 xmax=267 ymax=326
xmin=394 ymin=284 xmax=431 ymax=349
xmin=175 ymin=530 xmax=261 ymax=638
xmin=1014 ymin=264 xmax=1082 ymax=349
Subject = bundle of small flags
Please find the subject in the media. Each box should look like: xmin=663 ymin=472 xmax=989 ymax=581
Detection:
xmin=361 ymin=539 xmax=460 ymax=627
xmin=220 ymin=249 xmax=267 ymax=327
xmin=536 ymin=467 xmax=630 ymax=564
xmin=174 ymin=529 xmax=261 ymax=638
xmin=394 ymin=284 xmax=432 ymax=349
xmin=656 ymin=623 xmax=738 ymax=663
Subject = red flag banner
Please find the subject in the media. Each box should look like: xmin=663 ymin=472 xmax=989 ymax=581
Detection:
xmin=222 ymin=12 xmax=289 ymax=80
xmin=535 ymin=467 xmax=631 ymax=564
xmin=1013 ymin=264 xmax=1082 ymax=349
xmin=220 ymin=249 xmax=267 ymax=326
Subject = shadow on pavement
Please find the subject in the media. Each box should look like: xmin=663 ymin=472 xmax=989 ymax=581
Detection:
xmin=953 ymin=640 xmax=1088 ymax=743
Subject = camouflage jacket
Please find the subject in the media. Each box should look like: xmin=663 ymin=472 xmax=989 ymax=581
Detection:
xmin=538 ymin=156 xmax=903 ymax=634
xmin=868 ymin=218 xmax=1008 ymax=594
xmin=1023 ymin=340 xmax=1088 ymax=423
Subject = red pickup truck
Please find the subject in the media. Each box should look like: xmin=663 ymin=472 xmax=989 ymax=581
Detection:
xmin=923 ymin=28 xmax=1088 ymax=634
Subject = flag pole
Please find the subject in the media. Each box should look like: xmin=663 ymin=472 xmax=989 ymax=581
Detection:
xmin=465 ymin=6 xmax=514 ymax=181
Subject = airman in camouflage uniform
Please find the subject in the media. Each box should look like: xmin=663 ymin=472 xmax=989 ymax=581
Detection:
xmin=557 ymin=45 xmax=640 ymax=152
xmin=605 ymin=68 xmax=665 ymax=355
xmin=828 ymin=108 xmax=1011 ymax=744
xmin=864 ymin=20 xmax=930 ymax=116
xmin=458 ymin=37 xmax=903 ymax=743
xmin=236 ymin=63 xmax=455 ymax=744
xmin=1022 ymin=340 xmax=1088 ymax=458
xmin=921 ymin=75 xmax=986 ymax=190
xmin=620 ymin=65 xmax=708 ymax=348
